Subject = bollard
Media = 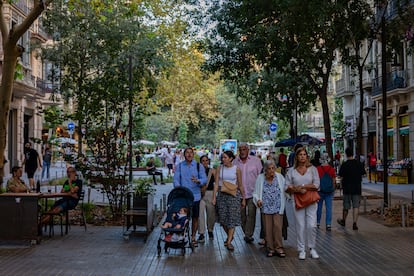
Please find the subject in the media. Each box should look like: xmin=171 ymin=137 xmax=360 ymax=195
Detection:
xmin=407 ymin=205 xmax=410 ymax=227
xmin=154 ymin=204 xmax=158 ymax=226
xmin=88 ymin=187 xmax=91 ymax=204
xmin=159 ymin=199 xmax=163 ymax=214
xmin=363 ymin=196 xmax=367 ymax=213
xmin=412 ymin=190 xmax=414 ymax=203
xmin=389 ymin=192 xmax=392 ymax=208
xmin=162 ymin=194 xmax=167 ymax=212
xmin=401 ymin=204 xmax=406 ymax=227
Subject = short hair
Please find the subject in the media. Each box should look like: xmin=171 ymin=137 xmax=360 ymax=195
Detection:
xmin=263 ymin=159 xmax=276 ymax=171
xmin=238 ymin=142 xmax=249 ymax=149
xmin=184 ymin=147 xmax=194 ymax=155
xmin=345 ymin=147 xmax=353 ymax=157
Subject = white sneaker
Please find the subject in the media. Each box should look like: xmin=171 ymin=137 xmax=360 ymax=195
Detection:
xmin=298 ymin=251 xmax=306 ymax=260
xmin=310 ymin=248 xmax=320 ymax=259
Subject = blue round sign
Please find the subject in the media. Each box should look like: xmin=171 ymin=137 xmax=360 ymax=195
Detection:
xmin=269 ymin=122 xmax=278 ymax=132
xmin=68 ymin=122 xmax=75 ymax=130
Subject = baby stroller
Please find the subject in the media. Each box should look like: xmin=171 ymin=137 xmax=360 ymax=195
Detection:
xmin=157 ymin=187 xmax=194 ymax=256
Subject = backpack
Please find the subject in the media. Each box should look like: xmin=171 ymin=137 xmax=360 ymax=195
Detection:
xmin=278 ymin=153 xmax=287 ymax=168
xmin=319 ymin=166 xmax=334 ymax=193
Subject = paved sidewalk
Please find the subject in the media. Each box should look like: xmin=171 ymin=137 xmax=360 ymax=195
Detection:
xmin=1 ymin=181 xmax=414 ymax=275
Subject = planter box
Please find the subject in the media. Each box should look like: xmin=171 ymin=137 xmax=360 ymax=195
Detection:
xmin=124 ymin=193 xmax=154 ymax=240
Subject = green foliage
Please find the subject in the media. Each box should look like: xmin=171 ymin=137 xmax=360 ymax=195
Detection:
xmin=178 ymin=121 xmax=188 ymax=146
xmin=43 ymin=106 xmax=64 ymax=129
xmin=14 ymin=63 xmax=23 ymax=80
xmin=132 ymin=177 xmax=156 ymax=198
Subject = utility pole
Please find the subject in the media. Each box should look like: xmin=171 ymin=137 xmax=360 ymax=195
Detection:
xmin=381 ymin=12 xmax=388 ymax=207
xmin=128 ymin=56 xmax=133 ymax=183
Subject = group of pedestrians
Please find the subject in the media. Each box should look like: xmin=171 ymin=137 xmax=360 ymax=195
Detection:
xmin=172 ymin=143 xmax=366 ymax=260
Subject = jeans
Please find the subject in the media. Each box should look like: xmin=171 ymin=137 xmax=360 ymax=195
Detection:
xmin=316 ymin=192 xmax=333 ymax=226
xmin=41 ymin=160 xmax=51 ymax=179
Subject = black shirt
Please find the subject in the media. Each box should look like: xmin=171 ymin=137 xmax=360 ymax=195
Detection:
xmin=338 ymin=159 xmax=366 ymax=195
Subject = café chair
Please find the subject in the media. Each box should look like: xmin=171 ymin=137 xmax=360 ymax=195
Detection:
xmin=73 ymin=190 xmax=87 ymax=231
xmin=41 ymin=208 xmax=64 ymax=237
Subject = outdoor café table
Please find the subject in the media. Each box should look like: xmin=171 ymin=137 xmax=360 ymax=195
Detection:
xmin=39 ymin=192 xmax=73 ymax=235
xmin=0 ymin=192 xmax=41 ymax=242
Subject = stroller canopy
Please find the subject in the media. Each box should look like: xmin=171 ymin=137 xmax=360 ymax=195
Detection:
xmin=167 ymin=187 xmax=194 ymax=213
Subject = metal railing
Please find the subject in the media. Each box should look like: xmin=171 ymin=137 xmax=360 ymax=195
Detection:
xmin=372 ymin=69 xmax=408 ymax=96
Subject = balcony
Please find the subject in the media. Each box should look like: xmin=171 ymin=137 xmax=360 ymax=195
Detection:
xmin=387 ymin=0 xmax=414 ymax=20
xmin=335 ymin=77 xmax=356 ymax=97
xmin=372 ymin=69 xmax=407 ymax=96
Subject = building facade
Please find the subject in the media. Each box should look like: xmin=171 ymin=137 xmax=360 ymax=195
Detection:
xmin=1 ymin=1 xmax=56 ymax=175
xmin=336 ymin=0 xmax=414 ymax=180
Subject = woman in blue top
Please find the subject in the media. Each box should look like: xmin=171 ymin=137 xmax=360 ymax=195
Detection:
xmin=253 ymin=160 xmax=287 ymax=257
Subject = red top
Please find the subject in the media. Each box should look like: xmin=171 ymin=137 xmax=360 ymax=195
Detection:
xmin=317 ymin=164 xmax=336 ymax=179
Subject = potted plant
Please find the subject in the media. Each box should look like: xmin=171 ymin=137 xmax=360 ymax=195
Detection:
xmin=132 ymin=177 xmax=155 ymax=209
xmin=126 ymin=177 xmax=155 ymax=232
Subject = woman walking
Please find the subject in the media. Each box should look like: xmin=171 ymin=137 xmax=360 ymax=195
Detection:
xmin=285 ymin=147 xmax=320 ymax=260
xmin=212 ymin=150 xmax=246 ymax=251
xmin=253 ymin=160 xmax=287 ymax=257
xmin=198 ymin=155 xmax=217 ymax=242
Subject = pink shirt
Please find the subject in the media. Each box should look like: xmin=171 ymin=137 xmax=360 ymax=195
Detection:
xmin=233 ymin=155 xmax=263 ymax=199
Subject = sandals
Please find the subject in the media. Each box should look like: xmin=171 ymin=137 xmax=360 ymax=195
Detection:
xmin=258 ymin=240 xmax=266 ymax=246
xmin=266 ymin=251 xmax=274 ymax=257
xmin=224 ymin=237 xmax=234 ymax=246
xmin=276 ymin=251 xmax=286 ymax=258
xmin=226 ymin=243 xmax=234 ymax=251
xmin=191 ymin=240 xmax=198 ymax=247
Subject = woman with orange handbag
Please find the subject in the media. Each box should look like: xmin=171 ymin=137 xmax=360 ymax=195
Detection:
xmin=285 ymin=147 xmax=320 ymax=260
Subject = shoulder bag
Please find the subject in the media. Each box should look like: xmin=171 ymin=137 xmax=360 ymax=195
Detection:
xmin=220 ymin=167 xmax=237 ymax=197
xmin=294 ymin=167 xmax=320 ymax=209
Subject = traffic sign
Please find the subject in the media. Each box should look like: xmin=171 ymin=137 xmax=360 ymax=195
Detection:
xmin=68 ymin=122 xmax=75 ymax=130
xmin=269 ymin=122 xmax=278 ymax=133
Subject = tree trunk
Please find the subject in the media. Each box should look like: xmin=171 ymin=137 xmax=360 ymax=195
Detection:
xmin=355 ymin=64 xmax=365 ymax=160
xmin=318 ymin=87 xmax=334 ymax=162
xmin=0 ymin=43 xmax=20 ymax=184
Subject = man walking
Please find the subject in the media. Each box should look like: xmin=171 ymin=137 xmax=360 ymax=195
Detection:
xmin=337 ymin=147 xmax=366 ymax=230
xmin=174 ymin=148 xmax=207 ymax=246
xmin=233 ymin=143 xmax=263 ymax=243
xmin=22 ymin=142 xmax=42 ymax=191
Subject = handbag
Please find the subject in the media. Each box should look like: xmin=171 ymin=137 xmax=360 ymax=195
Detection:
xmin=294 ymin=190 xmax=320 ymax=209
xmin=220 ymin=167 xmax=237 ymax=197
xmin=294 ymin=167 xmax=320 ymax=209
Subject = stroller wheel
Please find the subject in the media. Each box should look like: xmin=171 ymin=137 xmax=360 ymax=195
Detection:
xmin=157 ymin=245 xmax=161 ymax=257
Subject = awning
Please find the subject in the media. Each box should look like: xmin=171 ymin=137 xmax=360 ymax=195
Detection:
xmin=399 ymin=126 xmax=409 ymax=135
xmin=387 ymin=129 xmax=394 ymax=136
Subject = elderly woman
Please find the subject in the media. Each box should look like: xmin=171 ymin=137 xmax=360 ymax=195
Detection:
xmin=253 ymin=160 xmax=287 ymax=257
xmin=285 ymin=147 xmax=320 ymax=260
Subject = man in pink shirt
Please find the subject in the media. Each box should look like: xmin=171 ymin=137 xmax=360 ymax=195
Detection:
xmin=233 ymin=143 xmax=263 ymax=243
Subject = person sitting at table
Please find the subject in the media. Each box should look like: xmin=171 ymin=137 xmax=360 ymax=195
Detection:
xmin=41 ymin=166 xmax=82 ymax=225
xmin=7 ymin=166 xmax=30 ymax=193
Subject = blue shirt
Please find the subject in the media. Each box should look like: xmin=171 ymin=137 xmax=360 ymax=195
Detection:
xmin=173 ymin=160 xmax=207 ymax=201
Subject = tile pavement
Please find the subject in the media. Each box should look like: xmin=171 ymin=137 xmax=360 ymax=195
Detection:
xmin=1 ymin=177 xmax=414 ymax=275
